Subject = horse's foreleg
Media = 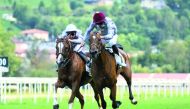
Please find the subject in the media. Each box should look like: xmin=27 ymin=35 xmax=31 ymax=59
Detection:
xmin=99 ymin=89 xmax=107 ymax=109
xmin=90 ymin=81 xmax=101 ymax=108
xmin=120 ymin=72 xmax=137 ymax=105
xmin=53 ymin=82 xmax=59 ymax=109
xmin=110 ymin=84 xmax=121 ymax=109
xmin=53 ymin=80 xmax=65 ymax=109
xmin=76 ymin=91 xmax=84 ymax=109
xmin=68 ymin=81 xmax=80 ymax=109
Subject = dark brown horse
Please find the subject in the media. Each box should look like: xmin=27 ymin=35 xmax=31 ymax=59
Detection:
xmin=89 ymin=32 xmax=137 ymax=109
xmin=53 ymin=37 xmax=100 ymax=109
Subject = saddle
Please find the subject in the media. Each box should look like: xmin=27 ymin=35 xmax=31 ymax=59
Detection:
xmin=76 ymin=52 xmax=90 ymax=64
xmin=105 ymin=44 xmax=123 ymax=54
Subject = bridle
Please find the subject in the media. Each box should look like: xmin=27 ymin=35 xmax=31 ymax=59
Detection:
xmin=90 ymin=33 xmax=103 ymax=58
xmin=56 ymin=37 xmax=72 ymax=68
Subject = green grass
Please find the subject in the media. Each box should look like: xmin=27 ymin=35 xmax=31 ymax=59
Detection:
xmin=0 ymin=96 xmax=190 ymax=109
xmin=0 ymin=91 xmax=190 ymax=109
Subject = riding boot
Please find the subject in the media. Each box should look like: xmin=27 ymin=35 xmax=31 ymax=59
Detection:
xmin=112 ymin=45 xmax=127 ymax=67
xmin=78 ymin=51 xmax=89 ymax=63
xmin=85 ymin=60 xmax=92 ymax=77
xmin=112 ymin=45 xmax=119 ymax=55
xmin=78 ymin=51 xmax=92 ymax=77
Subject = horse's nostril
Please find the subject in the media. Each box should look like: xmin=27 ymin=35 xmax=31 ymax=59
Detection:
xmin=90 ymin=51 xmax=97 ymax=55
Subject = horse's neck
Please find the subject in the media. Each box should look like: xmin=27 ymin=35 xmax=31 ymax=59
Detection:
xmin=71 ymin=52 xmax=83 ymax=63
xmin=68 ymin=51 xmax=75 ymax=59
xmin=65 ymin=52 xmax=82 ymax=69
xmin=95 ymin=49 xmax=110 ymax=64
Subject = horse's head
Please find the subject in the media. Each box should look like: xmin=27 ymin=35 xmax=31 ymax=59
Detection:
xmin=56 ymin=37 xmax=72 ymax=65
xmin=89 ymin=32 xmax=103 ymax=58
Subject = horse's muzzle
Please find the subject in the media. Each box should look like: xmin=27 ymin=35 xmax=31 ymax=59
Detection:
xmin=90 ymin=50 xmax=98 ymax=58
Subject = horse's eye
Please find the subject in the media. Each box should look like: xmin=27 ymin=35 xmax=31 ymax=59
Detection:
xmin=64 ymin=47 xmax=68 ymax=51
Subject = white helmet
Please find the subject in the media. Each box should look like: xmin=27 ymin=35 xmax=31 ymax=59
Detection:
xmin=65 ymin=24 xmax=78 ymax=32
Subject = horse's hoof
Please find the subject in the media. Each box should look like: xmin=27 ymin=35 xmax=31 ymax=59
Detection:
xmin=53 ymin=104 xmax=59 ymax=109
xmin=131 ymin=99 xmax=137 ymax=105
xmin=116 ymin=101 xmax=122 ymax=107
xmin=113 ymin=101 xmax=122 ymax=108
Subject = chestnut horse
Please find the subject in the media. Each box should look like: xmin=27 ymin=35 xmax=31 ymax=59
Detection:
xmin=89 ymin=32 xmax=137 ymax=109
xmin=53 ymin=37 xmax=100 ymax=109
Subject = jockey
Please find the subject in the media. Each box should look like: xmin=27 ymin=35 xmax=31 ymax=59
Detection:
xmin=61 ymin=24 xmax=91 ymax=75
xmin=84 ymin=12 xmax=127 ymax=67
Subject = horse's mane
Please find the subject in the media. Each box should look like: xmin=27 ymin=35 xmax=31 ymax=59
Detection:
xmin=56 ymin=38 xmax=64 ymax=43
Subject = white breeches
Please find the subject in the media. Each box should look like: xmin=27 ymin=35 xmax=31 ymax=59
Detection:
xmin=73 ymin=44 xmax=83 ymax=52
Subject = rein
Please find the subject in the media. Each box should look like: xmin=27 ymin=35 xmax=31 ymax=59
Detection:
xmin=56 ymin=38 xmax=73 ymax=68
xmin=90 ymin=34 xmax=104 ymax=56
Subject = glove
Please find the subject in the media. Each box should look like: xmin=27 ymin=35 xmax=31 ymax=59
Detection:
xmin=81 ymin=41 xmax=85 ymax=46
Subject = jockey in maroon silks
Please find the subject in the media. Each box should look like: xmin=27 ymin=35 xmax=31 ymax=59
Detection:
xmin=84 ymin=12 xmax=127 ymax=67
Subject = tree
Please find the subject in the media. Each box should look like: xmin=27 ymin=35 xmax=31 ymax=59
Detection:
xmin=12 ymin=1 xmax=16 ymax=10
xmin=26 ymin=16 xmax=39 ymax=28
xmin=0 ymin=25 xmax=21 ymax=76
xmin=38 ymin=1 xmax=47 ymax=15
xmin=51 ymin=0 xmax=71 ymax=16
xmin=13 ymin=4 xmax=28 ymax=23
xmin=158 ymin=40 xmax=189 ymax=73
xmin=118 ymin=33 xmax=151 ymax=51
xmin=70 ymin=0 xmax=83 ymax=10
xmin=185 ymin=36 xmax=190 ymax=72
xmin=24 ymin=40 xmax=56 ymax=77
xmin=166 ymin=0 xmax=190 ymax=13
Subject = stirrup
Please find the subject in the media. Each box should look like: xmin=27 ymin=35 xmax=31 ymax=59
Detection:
xmin=120 ymin=63 xmax=127 ymax=67
xmin=86 ymin=66 xmax=90 ymax=72
xmin=88 ymin=72 xmax=92 ymax=77
xmin=117 ymin=62 xmax=127 ymax=67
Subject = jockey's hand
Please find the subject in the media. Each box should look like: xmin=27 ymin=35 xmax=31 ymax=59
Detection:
xmin=68 ymin=39 xmax=72 ymax=42
xmin=100 ymin=36 xmax=104 ymax=39
xmin=81 ymin=41 xmax=85 ymax=46
xmin=97 ymin=36 xmax=103 ymax=41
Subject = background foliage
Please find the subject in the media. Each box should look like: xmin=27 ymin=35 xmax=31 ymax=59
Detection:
xmin=0 ymin=0 xmax=190 ymax=76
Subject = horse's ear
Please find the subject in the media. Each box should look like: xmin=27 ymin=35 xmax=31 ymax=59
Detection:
xmin=90 ymin=32 xmax=94 ymax=37
xmin=96 ymin=32 xmax=101 ymax=40
xmin=56 ymin=38 xmax=60 ymax=43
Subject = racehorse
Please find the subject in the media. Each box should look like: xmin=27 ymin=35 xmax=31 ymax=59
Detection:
xmin=53 ymin=37 xmax=100 ymax=109
xmin=89 ymin=32 xmax=137 ymax=109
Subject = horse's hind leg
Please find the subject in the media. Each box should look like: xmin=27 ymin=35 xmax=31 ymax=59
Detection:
xmin=120 ymin=72 xmax=137 ymax=105
xmin=110 ymin=84 xmax=122 ymax=109
xmin=76 ymin=91 xmax=84 ymax=109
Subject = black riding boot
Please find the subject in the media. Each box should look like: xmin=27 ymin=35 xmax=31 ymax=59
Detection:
xmin=78 ymin=52 xmax=92 ymax=77
xmin=112 ymin=45 xmax=127 ymax=67
xmin=78 ymin=51 xmax=89 ymax=63
xmin=112 ymin=45 xmax=119 ymax=55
